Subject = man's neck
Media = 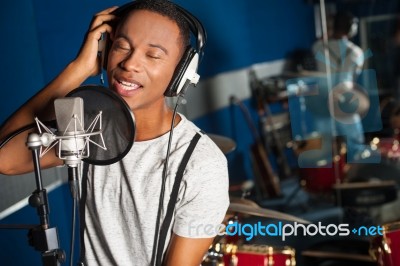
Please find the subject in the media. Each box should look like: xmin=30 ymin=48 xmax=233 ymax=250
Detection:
xmin=133 ymin=106 xmax=181 ymax=141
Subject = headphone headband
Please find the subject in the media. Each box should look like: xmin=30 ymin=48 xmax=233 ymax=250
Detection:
xmin=112 ymin=0 xmax=206 ymax=60
xmin=105 ymin=0 xmax=206 ymax=97
xmin=174 ymin=5 xmax=206 ymax=60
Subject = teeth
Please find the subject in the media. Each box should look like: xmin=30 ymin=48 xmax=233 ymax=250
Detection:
xmin=120 ymin=80 xmax=134 ymax=87
xmin=118 ymin=80 xmax=140 ymax=91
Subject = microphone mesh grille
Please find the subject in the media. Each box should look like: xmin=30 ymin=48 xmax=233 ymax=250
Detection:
xmin=66 ymin=85 xmax=135 ymax=165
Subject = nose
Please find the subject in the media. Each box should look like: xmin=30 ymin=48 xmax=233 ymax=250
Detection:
xmin=120 ymin=51 xmax=141 ymax=72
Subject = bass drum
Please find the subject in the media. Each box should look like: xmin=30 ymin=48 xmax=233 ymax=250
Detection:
xmin=293 ymin=134 xmax=346 ymax=193
xmin=222 ymin=244 xmax=296 ymax=266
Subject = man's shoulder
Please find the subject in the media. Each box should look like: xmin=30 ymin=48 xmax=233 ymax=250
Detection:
xmin=347 ymin=41 xmax=363 ymax=55
xmin=177 ymin=117 xmax=226 ymax=163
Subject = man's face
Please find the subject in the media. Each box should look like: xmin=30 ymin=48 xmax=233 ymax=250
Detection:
xmin=107 ymin=10 xmax=182 ymax=113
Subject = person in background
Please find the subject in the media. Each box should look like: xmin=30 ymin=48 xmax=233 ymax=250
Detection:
xmin=309 ymin=10 xmax=370 ymax=163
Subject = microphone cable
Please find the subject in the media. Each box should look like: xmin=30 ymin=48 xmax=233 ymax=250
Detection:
xmin=150 ymin=94 xmax=185 ymax=266
xmin=68 ymin=166 xmax=81 ymax=266
xmin=70 ymin=193 xmax=77 ymax=266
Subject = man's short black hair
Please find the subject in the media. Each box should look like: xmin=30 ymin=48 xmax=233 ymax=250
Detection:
xmin=116 ymin=0 xmax=191 ymax=48
xmin=333 ymin=10 xmax=357 ymax=35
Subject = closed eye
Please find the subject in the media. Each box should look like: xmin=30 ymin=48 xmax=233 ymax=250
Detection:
xmin=147 ymin=54 xmax=161 ymax=59
xmin=112 ymin=38 xmax=131 ymax=52
xmin=114 ymin=44 xmax=130 ymax=52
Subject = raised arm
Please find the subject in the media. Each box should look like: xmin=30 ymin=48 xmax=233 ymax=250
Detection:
xmin=0 ymin=7 xmax=117 ymax=175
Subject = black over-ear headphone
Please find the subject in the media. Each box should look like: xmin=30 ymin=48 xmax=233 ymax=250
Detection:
xmin=347 ymin=17 xmax=359 ymax=38
xmin=101 ymin=0 xmax=206 ymax=97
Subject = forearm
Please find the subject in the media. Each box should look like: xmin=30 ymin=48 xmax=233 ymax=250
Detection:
xmin=0 ymin=5 xmax=116 ymax=140
xmin=0 ymin=61 xmax=90 ymax=175
xmin=164 ymin=234 xmax=212 ymax=266
xmin=0 ymin=6 xmax=116 ymax=175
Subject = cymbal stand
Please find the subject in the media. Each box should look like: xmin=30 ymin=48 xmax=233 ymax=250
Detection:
xmin=26 ymin=132 xmax=65 ymax=266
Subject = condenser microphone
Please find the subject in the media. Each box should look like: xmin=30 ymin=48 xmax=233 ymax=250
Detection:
xmin=52 ymin=96 xmax=105 ymax=200
xmin=54 ymin=97 xmax=86 ymax=167
xmin=32 ymin=85 xmax=134 ymax=166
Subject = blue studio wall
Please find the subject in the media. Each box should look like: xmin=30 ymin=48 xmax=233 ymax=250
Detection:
xmin=0 ymin=1 xmax=315 ymax=265
xmin=0 ymin=0 xmax=315 ymax=123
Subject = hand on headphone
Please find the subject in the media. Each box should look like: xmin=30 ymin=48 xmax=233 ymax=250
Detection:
xmin=73 ymin=6 xmax=118 ymax=78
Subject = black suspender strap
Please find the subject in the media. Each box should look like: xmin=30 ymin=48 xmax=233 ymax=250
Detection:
xmin=155 ymin=131 xmax=203 ymax=266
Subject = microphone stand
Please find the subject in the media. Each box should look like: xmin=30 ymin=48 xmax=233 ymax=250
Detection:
xmin=26 ymin=132 xmax=65 ymax=266
xmin=65 ymin=163 xmax=81 ymax=266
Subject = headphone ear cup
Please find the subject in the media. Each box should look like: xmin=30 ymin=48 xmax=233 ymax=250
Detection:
xmin=164 ymin=46 xmax=199 ymax=97
xmin=348 ymin=20 xmax=358 ymax=38
xmin=101 ymin=34 xmax=112 ymax=70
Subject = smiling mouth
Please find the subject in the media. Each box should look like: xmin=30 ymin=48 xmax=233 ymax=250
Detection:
xmin=117 ymin=79 xmax=142 ymax=91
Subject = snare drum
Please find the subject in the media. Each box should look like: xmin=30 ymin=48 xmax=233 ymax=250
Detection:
xmin=370 ymin=221 xmax=400 ymax=266
xmin=223 ymin=244 xmax=296 ymax=266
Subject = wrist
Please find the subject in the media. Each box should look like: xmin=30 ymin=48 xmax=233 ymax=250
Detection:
xmin=68 ymin=59 xmax=93 ymax=79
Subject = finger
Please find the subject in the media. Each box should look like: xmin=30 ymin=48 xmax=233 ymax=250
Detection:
xmin=88 ymin=23 xmax=113 ymax=42
xmin=95 ymin=6 xmax=119 ymax=16
xmin=89 ymin=13 xmax=117 ymax=31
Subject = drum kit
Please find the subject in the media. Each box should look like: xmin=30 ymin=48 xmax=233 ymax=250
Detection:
xmin=202 ymin=196 xmax=308 ymax=266
xmin=209 ymin=127 xmax=400 ymax=265
xmin=204 ymin=130 xmax=301 ymax=265
xmin=204 ymin=134 xmax=306 ymax=265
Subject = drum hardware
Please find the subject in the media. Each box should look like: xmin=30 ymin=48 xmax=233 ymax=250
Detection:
xmin=202 ymin=243 xmax=225 ymax=266
xmin=229 ymin=181 xmax=255 ymax=199
xmin=260 ymin=112 xmax=293 ymax=155
xmin=223 ymin=212 xmax=242 ymax=246
xmin=369 ymin=221 xmax=400 ymax=266
xmin=249 ymin=72 xmax=291 ymax=103
xmin=248 ymin=70 xmax=326 ymax=102
xmin=302 ymin=250 xmax=375 ymax=263
xmin=249 ymin=70 xmax=292 ymax=179
xmin=333 ymin=180 xmax=398 ymax=207
xmin=231 ymin=95 xmax=281 ymax=199
xmin=259 ymin=113 xmax=293 ymax=179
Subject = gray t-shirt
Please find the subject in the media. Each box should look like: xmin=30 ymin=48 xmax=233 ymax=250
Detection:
xmin=312 ymin=38 xmax=363 ymax=80
xmin=80 ymin=114 xmax=230 ymax=265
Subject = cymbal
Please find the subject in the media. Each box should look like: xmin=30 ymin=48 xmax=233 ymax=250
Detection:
xmin=228 ymin=202 xmax=310 ymax=224
xmin=208 ymin=134 xmax=236 ymax=154
xmin=229 ymin=196 xmax=259 ymax=208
